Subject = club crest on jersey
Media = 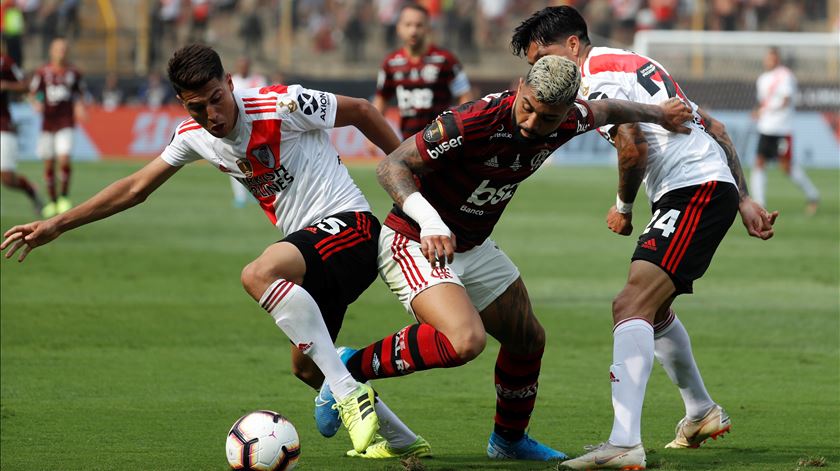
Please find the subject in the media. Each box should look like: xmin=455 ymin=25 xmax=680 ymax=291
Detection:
xmin=530 ymin=149 xmax=552 ymax=171
xmin=297 ymin=93 xmax=318 ymax=115
xmin=252 ymin=145 xmax=276 ymax=169
xmin=423 ymin=118 xmax=444 ymax=143
xmin=277 ymin=98 xmax=297 ymax=114
xmin=421 ymin=64 xmax=440 ymax=83
xmin=236 ymin=158 xmax=254 ymax=178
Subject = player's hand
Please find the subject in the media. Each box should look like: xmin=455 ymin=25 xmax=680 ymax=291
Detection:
xmin=419 ymin=232 xmax=456 ymax=269
xmin=606 ymin=206 xmax=633 ymax=236
xmin=659 ymin=98 xmax=692 ymax=134
xmin=738 ymin=197 xmax=778 ymax=240
xmin=1 ymin=220 xmax=62 ymax=262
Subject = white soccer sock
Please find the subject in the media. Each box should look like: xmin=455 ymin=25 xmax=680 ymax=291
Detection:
xmin=374 ymin=397 xmax=418 ymax=449
xmin=789 ymin=165 xmax=819 ymax=202
xmin=751 ymin=167 xmax=767 ymax=206
xmin=260 ymin=279 xmax=358 ymax=400
xmin=654 ymin=315 xmax=715 ymax=420
xmin=608 ymin=318 xmax=654 ymax=448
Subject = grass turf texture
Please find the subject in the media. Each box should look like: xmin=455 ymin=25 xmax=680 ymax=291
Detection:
xmin=1 ymin=161 xmax=838 ymax=470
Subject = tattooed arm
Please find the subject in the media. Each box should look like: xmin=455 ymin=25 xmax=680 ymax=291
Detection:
xmin=377 ymin=139 xmax=456 ymax=266
xmin=695 ymin=107 xmax=779 ymax=239
xmin=604 ymin=123 xmax=648 ymax=236
xmin=588 ymin=97 xmax=693 ymax=134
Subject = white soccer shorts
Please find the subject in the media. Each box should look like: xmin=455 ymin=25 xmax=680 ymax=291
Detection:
xmin=378 ymin=225 xmax=520 ymax=316
xmin=37 ymin=127 xmax=74 ymax=160
xmin=0 ymin=131 xmax=17 ymax=171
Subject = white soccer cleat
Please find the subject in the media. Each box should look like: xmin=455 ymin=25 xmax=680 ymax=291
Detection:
xmin=665 ymin=404 xmax=731 ymax=449
xmin=561 ymin=442 xmax=646 ymax=470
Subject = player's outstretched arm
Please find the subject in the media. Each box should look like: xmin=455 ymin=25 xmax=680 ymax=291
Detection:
xmin=377 ymin=139 xmax=455 ymax=267
xmin=335 ymin=95 xmax=401 ymax=155
xmin=606 ymin=123 xmax=648 ymax=236
xmin=589 ymin=97 xmax=693 ymax=134
xmin=696 ymin=107 xmax=779 ymax=239
xmin=1 ymin=157 xmax=180 ymax=262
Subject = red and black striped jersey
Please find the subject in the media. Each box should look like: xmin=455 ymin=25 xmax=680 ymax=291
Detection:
xmin=375 ymin=44 xmax=470 ymax=138
xmin=385 ymin=91 xmax=595 ymax=251
xmin=0 ymin=54 xmax=24 ymax=132
xmin=29 ymin=63 xmax=84 ymax=132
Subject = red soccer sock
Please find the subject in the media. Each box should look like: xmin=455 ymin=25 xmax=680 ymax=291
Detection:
xmin=59 ymin=162 xmax=72 ymax=197
xmin=494 ymin=346 xmax=543 ymax=442
xmin=346 ymin=323 xmax=464 ymax=381
xmin=44 ymin=163 xmax=57 ymax=202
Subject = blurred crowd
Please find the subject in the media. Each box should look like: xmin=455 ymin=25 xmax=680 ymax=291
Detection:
xmin=0 ymin=0 xmax=833 ymax=109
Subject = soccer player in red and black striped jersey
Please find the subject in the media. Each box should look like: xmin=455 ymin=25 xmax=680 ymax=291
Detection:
xmin=512 ymin=7 xmax=778 ymax=469
xmin=336 ymin=55 xmax=694 ymax=461
xmin=371 ymin=3 xmax=472 ymax=147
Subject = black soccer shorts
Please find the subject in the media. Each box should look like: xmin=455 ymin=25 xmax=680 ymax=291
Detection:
xmin=282 ymin=211 xmax=381 ymax=340
xmin=632 ymin=181 xmax=739 ymax=294
xmin=757 ymin=133 xmax=792 ymax=163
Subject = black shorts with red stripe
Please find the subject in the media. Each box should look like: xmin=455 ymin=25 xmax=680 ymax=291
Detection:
xmin=757 ymin=133 xmax=792 ymax=163
xmin=282 ymin=211 xmax=381 ymax=340
xmin=633 ymin=181 xmax=738 ymax=294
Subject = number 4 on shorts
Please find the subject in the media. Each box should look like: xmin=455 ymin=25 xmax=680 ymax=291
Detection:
xmin=643 ymin=209 xmax=681 ymax=238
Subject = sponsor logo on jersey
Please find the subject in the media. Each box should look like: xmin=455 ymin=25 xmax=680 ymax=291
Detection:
xmin=530 ymin=149 xmax=552 ymax=171
xmin=277 ymin=98 xmax=297 ymax=114
xmin=316 ymin=92 xmax=329 ymax=121
xmin=510 ymin=154 xmax=522 ymax=171
xmin=426 ymin=135 xmax=463 ymax=159
xmin=641 ymin=239 xmax=657 ymax=251
xmin=371 ymin=353 xmax=381 ymax=376
xmin=297 ymin=93 xmax=318 ymax=115
xmin=236 ymin=165 xmax=295 ymax=197
xmin=610 ymin=371 xmax=620 ymax=383
xmin=466 ymin=179 xmax=519 ymax=207
xmin=423 ymin=119 xmax=444 ymax=142
xmin=484 ymin=156 xmax=499 ymax=167
xmin=252 ymin=144 xmax=276 ymax=169
xmin=490 ymin=124 xmax=513 ymax=140
xmin=236 ymin=158 xmax=254 ymax=178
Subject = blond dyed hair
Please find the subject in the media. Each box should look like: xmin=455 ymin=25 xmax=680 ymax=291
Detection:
xmin=525 ymin=55 xmax=580 ymax=105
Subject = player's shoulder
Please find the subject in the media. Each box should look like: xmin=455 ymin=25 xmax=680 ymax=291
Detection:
xmin=174 ymin=118 xmax=203 ymax=137
xmin=382 ymin=49 xmax=409 ymax=68
xmin=237 ymin=84 xmax=302 ymax=117
xmin=586 ymin=47 xmax=651 ymax=76
xmin=456 ymin=91 xmax=515 ymax=123
xmin=425 ymin=44 xmax=460 ymax=64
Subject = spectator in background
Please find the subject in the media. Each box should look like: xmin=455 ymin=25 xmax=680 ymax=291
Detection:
xmin=188 ymin=0 xmax=210 ymax=43
xmin=477 ymin=0 xmax=509 ymax=48
xmin=229 ymin=55 xmax=266 ymax=208
xmin=752 ymin=47 xmax=819 ymax=215
xmin=99 ymin=71 xmax=122 ymax=111
xmin=57 ymin=0 xmax=80 ymax=39
xmin=138 ymin=71 xmax=172 ymax=109
xmin=344 ymin=1 xmax=368 ymax=63
xmin=377 ymin=0 xmax=401 ymax=50
xmin=238 ymin=3 xmax=264 ymax=60
xmin=151 ymin=0 xmax=181 ymax=67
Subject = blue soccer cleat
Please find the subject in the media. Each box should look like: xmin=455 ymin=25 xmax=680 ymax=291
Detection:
xmin=313 ymin=346 xmax=359 ymax=437
xmin=486 ymin=432 xmax=568 ymax=461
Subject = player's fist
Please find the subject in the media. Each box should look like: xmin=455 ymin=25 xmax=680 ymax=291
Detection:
xmin=419 ymin=232 xmax=456 ymax=269
xmin=1 ymin=220 xmax=62 ymax=262
xmin=606 ymin=206 xmax=633 ymax=236
xmin=659 ymin=97 xmax=693 ymax=134
xmin=738 ymin=197 xmax=778 ymax=240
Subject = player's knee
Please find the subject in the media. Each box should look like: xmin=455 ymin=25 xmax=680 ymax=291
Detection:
xmin=240 ymin=260 xmax=271 ymax=298
xmin=0 ymin=172 xmax=14 ymax=187
xmin=451 ymin=328 xmax=486 ymax=362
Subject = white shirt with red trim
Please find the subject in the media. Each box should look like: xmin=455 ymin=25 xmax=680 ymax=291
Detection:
xmin=756 ymin=66 xmax=796 ymax=136
xmin=160 ymin=84 xmax=370 ymax=235
xmin=579 ymin=47 xmax=734 ymax=203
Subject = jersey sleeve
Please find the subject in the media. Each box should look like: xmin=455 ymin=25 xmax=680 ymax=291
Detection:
xmin=413 ymin=109 xmax=465 ymax=169
xmin=160 ymin=130 xmax=202 ymax=167
xmin=375 ymin=62 xmax=395 ymax=100
xmin=448 ymin=59 xmax=471 ymax=98
xmin=29 ymin=70 xmax=43 ymax=94
xmin=280 ymin=85 xmax=337 ymax=131
xmin=9 ymin=62 xmax=24 ymax=82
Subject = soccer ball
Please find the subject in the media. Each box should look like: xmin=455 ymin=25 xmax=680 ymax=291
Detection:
xmin=225 ymin=410 xmax=300 ymax=471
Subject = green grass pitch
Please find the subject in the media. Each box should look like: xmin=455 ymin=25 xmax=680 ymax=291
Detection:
xmin=1 ymin=161 xmax=838 ymax=470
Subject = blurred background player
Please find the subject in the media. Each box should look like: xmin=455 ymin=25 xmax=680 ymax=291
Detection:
xmin=512 ymin=6 xmax=778 ymax=469
xmin=752 ymin=46 xmax=819 ymax=215
xmin=229 ymin=55 xmax=266 ymax=208
xmin=29 ymin=37 xmax=85 ymax=218
xmin=0 ymin=38 xmax=42 ymax=213
xmin=370 ymin=2 xmax=473 ymax=153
